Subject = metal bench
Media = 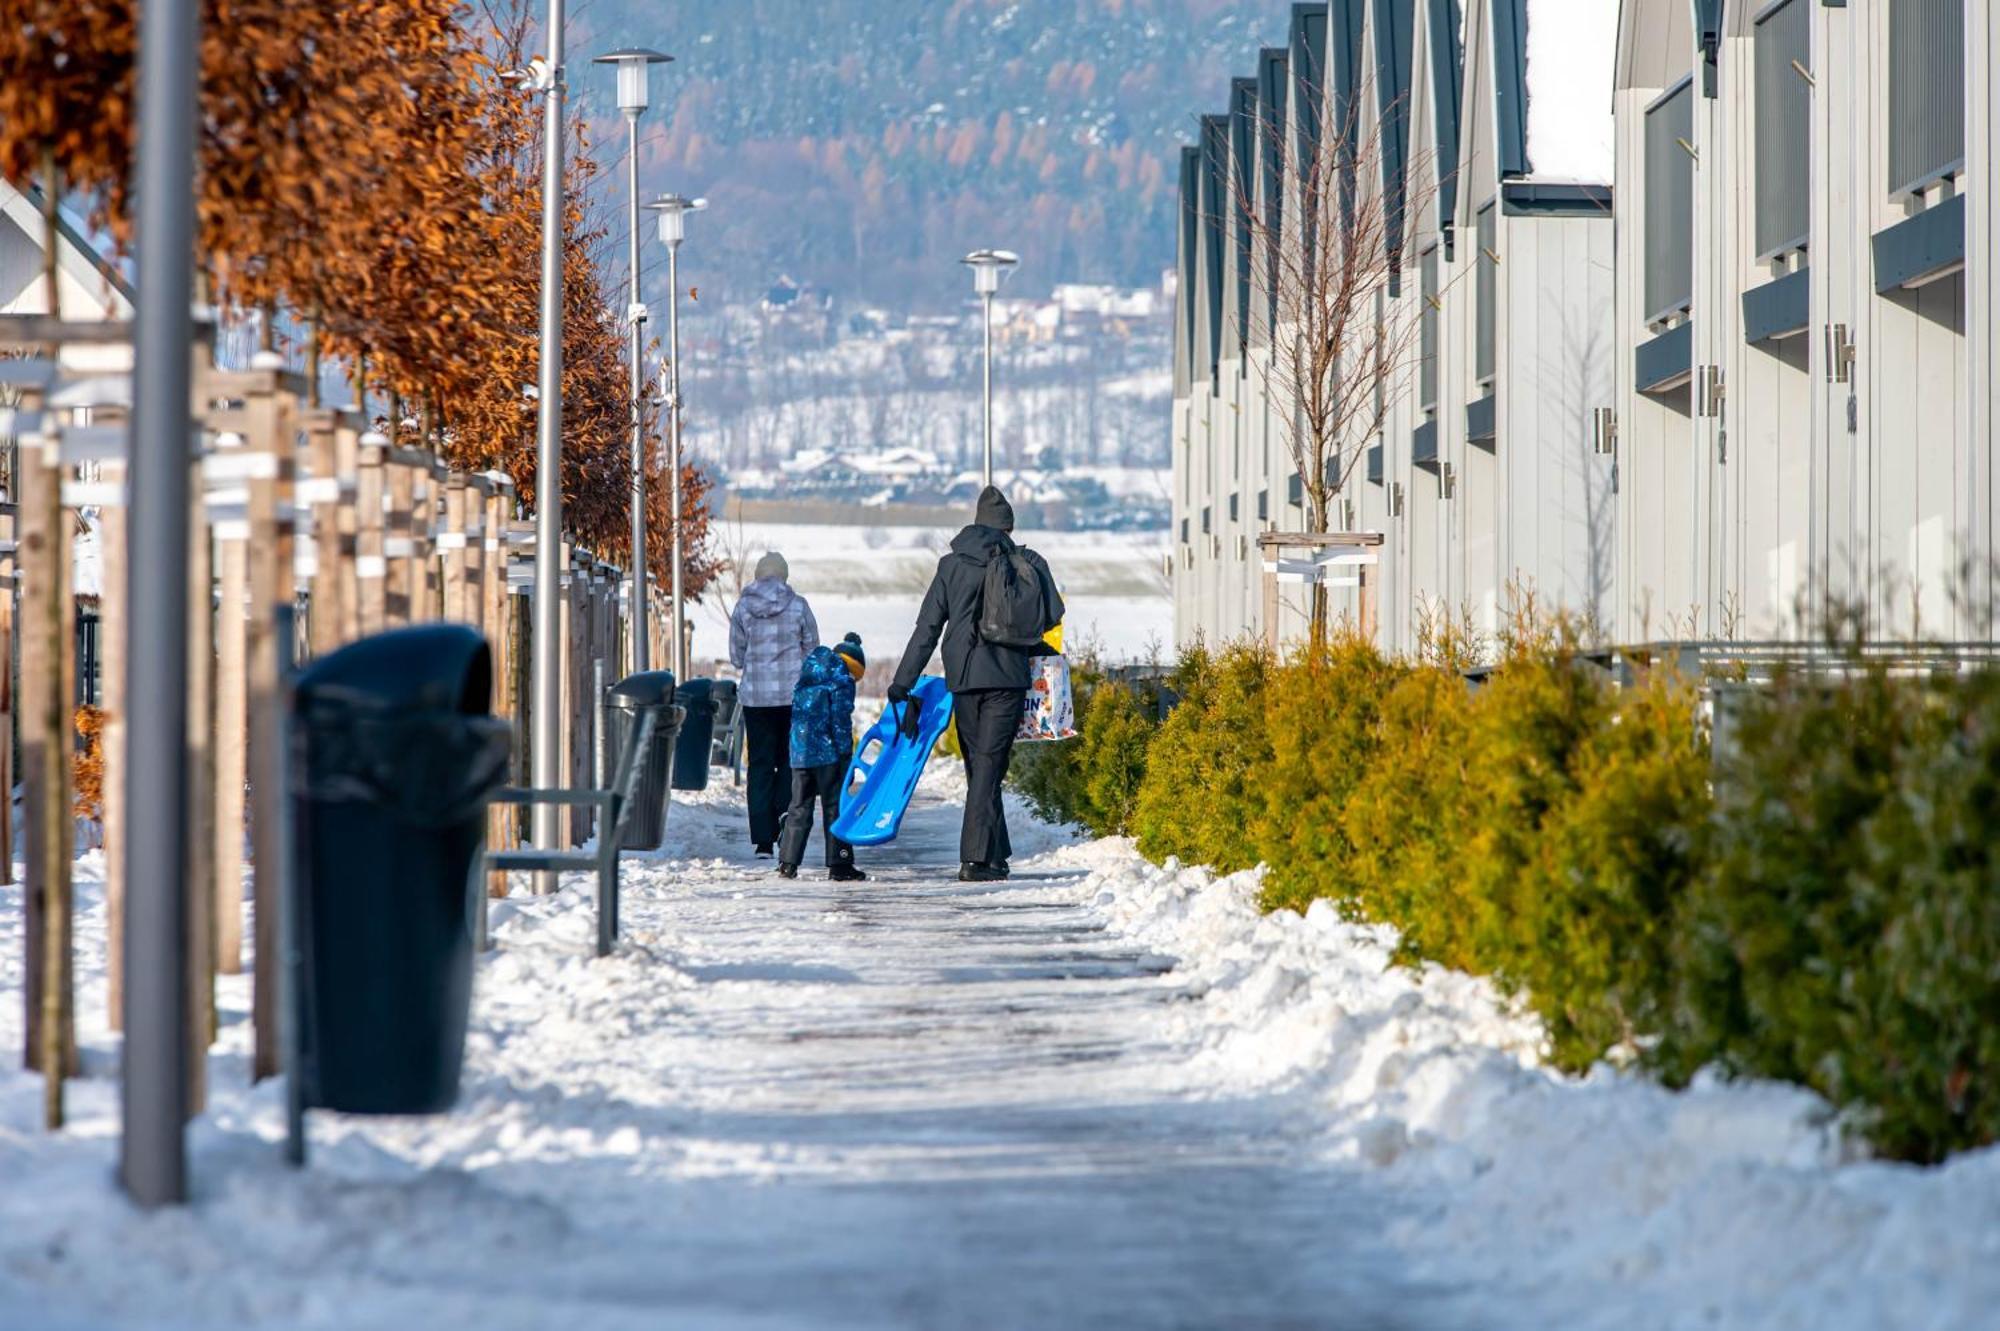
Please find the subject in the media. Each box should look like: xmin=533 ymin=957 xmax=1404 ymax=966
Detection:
xmin=482 ymin=702 xmax=678 ymax=957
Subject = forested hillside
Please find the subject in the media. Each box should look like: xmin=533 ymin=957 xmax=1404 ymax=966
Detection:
xmin=571 ymin=0 xmax=1283 ymax=308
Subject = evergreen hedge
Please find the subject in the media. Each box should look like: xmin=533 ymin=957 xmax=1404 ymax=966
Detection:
xmin=1014 ymin=626 xmax=1998 ymax=1162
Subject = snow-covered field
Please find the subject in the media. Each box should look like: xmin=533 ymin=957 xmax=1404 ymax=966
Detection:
xmin=693 ymin=520 xmax=1171 ymax=669
xmin=3 ymin=767 xmax=1996 ymax=1328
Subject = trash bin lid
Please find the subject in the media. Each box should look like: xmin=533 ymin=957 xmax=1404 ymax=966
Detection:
xmin=607 ymin=669 xmax=678 ymax=710
xmin=295 ymin=624 xmax=493 ymax=717
xmin=674 ymin=677 xmax=716 ymax=710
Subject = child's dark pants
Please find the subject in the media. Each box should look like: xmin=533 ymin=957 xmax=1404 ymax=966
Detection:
xmin=779 ymin=761 xmax=854 ymax=869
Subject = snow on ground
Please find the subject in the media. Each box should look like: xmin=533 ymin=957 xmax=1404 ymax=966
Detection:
xmin=694 ymin=521 xmax=1170 ymax=669
xmin=2 ymin=769 xmax=1997 ymax=1328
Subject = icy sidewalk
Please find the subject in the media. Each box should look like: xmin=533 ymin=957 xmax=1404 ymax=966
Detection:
xmin=0 ymin=777 xmax=1449 ymax=1329
xmin=2 ymin=774 xmax=1996 ymax=1329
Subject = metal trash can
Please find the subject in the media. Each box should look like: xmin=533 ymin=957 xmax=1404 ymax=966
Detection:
xmin=672 ymin=677 xmax=717 ymax=791
xmin=708 ymin=678 xmax=740 ymax=769
xmin=290 ymin=624 xmax=511 ymax=1115
xmin=605 ymin=669 xmax=682 ymax=850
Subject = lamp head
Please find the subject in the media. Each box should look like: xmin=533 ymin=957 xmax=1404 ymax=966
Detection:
xmin=962 ymin=248 xmax=1020 ymax=296
xmin=593 ymin=47 xmax=672 ymax=115
xmin=647 ymin=192 xmax=708 ymax=246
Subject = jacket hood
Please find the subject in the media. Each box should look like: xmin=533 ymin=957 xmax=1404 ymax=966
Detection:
xmin=797 ymin=644 xmax=848 ymax=688
xmin=740 ymin=577 xmax=797 ymax=618
xmin=949 ymin=524 xmax=1012 ymax=559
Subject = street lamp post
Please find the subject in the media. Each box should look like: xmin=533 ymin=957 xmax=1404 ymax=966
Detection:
xmin=645 ymin=193 xmax=705 ymax=681
xmin=122 ymin=0 xmax=199 ymax=1209
xmin=960 ymin=249 xmax=1019 ymax=487
xmin=592 ymin=47 xmax=671 ymax=675
xmin=530 ymin=0 xmax=567 ymax=887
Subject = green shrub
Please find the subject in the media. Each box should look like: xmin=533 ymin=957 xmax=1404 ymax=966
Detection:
xmin=1337 ymin=658 xmax=1475 ymax=966
xmin=1133 ymin=642 xmax=1271 ymax=871
xmin=1658 ymin=665 xmax=2000 ymax=1162
xmin=1510 ymin=668 xmax=1711 ymax=1068
xmin=1074 ymin=679 xmax=1157 ymax=835
xmin=1253 ymin=636 xmax=1406 ymax=915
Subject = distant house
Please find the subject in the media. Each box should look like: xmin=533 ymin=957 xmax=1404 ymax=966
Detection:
xmin=0 ymin=178 xmax=135 ymax=375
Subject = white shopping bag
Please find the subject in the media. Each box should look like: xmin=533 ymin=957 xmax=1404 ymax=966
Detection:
xmin=1016 ymin=654 xmax=1076 ymax=743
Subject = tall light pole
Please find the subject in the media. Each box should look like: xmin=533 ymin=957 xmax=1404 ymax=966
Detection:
xmin=961 ymin=249 xmax=1019 ymax=486
xmin=593 ymin=47 xmax=671 ymax=675
xmin=646 ymin=193 xmax=705 ymax=681
xmin=122 ymin=0 xmax=198 ymax=1209
xmin=530 ymin=0 xmax=567 ymax=880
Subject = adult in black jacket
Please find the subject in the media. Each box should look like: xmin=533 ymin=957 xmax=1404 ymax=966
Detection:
xmin=890 ymin=485 xmax=1061 ymax=882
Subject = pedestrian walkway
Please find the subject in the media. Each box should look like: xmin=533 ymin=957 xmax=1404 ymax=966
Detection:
xmin=0 ymin=780 xmax=1465 ymax=1329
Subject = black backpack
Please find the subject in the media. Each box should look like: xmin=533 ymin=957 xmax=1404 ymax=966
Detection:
xmin=977 ymin=540 xmax=1055 ymax=648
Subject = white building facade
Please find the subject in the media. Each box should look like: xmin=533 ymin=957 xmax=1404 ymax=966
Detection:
xmin=1173 ymin=0 xmax=1996 ymax=652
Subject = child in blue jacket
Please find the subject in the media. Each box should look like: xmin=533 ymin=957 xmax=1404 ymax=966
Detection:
xmin=778 ymin=633 xmax=867 ymax=881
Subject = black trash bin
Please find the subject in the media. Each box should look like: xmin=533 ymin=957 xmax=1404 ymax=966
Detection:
xmin=605 ymin=670 xmax=682 ymax=850
xmin=672 ymin=677 xmax=717 ymax=791
xmin=708 ymin=678 xmax=740 ymax=770
xmin=290 ymin=625 xmax=511 ymax=1115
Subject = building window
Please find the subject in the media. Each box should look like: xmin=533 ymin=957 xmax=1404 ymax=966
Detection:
xmin=1419 ymin=247 xmax=1439 ymax=414
xmin=1889 ymin=0 xmax=1965 ymax=195
xmin=1643 ymin=77 xmax=1695 ymax=322
xmin=1475 ymin=203 xmax=1497 ymax=385
xmin=1753 ymin=0 xmax=1810 ymax=255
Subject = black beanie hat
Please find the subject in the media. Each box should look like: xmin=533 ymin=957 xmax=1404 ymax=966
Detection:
xmin=975 ymin=484 xmax=1015 ymax=532
xmin=832 ymin=631 xmax=865 ymax=677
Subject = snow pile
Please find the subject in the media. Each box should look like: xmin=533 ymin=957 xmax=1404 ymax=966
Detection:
xmin=1047 ymin=842 xmax=2000 ymax=1329
xmin=1524 ymin=0 xmax=1619 ymax=184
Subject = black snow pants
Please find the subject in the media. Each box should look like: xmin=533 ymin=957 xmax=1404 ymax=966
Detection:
xmin=953 ymin=687 xmax=1026 ymax=867
xmin=742 ymin=705 xmax=792 ymax=847
xmin=779 ymin=761 xmax=855 ymax=870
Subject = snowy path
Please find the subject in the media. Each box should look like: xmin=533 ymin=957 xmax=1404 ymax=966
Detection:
xmin=1 ymin=781 xmax=1456 ymax=1330
xmin=6 ymin=772 xmax=1999 ymax=1329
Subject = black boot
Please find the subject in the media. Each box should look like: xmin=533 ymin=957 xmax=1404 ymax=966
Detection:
xmin=755 ymin=842 xmax=774 ymax=858
xmin=829 ymin=864 xmax=868 ymax=882
xmin=958 ymin=862 xmax=1007 ymax=883
xmin=776 ymin=862 xmax=798 ymax=879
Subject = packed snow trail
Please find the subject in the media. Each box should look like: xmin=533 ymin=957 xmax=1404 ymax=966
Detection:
xmin=0 ymin=780 xmax=1457 ymax=1330
xmin=5 ymin=771 xmax=1998 ymax=1328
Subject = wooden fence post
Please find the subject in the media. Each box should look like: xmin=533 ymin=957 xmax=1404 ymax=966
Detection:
xmin=304 ymin=410 xmax=345 ymax=659
xmin=385 ymin=455 xmax=414 ymax=626
xmin=183 ymin=462 xmax=214 ymax=1115
xmin=100 ymin=458 xmax=128 ymax=1031
xmin=355 ymin=431 xmax=386 ymax=635
xmin=332 ymin=413 xmax=361 ymax=644
xmin=0 ymin=491 xmax=14 ymax=888
xmin=440 ymin=472 xmax=468 ymax=624
xmin=242 ymin=377 xmax=297 ymax=1082
xmin=210 ymin=432 xmax=249 ymax=978
xmin=18 ymin=400 xmax=77 ymax=1120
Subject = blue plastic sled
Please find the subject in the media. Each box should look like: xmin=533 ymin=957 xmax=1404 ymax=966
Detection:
xmin=830 ymin=675 xmax=956 ymax=847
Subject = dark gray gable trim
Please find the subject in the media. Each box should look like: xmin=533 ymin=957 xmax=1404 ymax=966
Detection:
xmin=1231 ymin=77 xmax=1259 ymax=364
xmin=1872 ymin=194 xmax=1966 ymax=293
xmin=1428 ymin=0 xmax=1465 ymax=231
xmin=1200 ymin=115 xmax=1229 ymax=386
xmin=1466 ymin=392 xmax=1496 ymax=449
xmin=1491 ymin=0 xmax=1530 ymax=177
xmin=1179 ymin=146 xmax=1202 ymax=380
xmin=1741 ymin=267 xmax=1810 ymax=344
xmin=1500 ymin=181 xmax=1613 ymax=215
xmin=1636 ymin=321 xmax=1694 ymax=394
xmin=1373 ymin=0 xmax=1416 ymax=271
xmin=1258 ymin=49 xmax=1290 ymax=337
xmin=1413 ymin=419 xmax=1441 ymax=473
xmin=1332 ymin=0 xmax=1366 ymax=234
xmin=1292 ymin=3 xmax=1329 ymax=163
